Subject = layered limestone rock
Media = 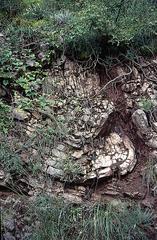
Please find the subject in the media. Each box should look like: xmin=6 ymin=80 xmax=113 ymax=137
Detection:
xmin=85 ymin=132 xmax=136 ymax=179
xmin=43 ymin=61 xmax=137 ymax=181
xmin=44 ymin=132 xmax=136 ymax=180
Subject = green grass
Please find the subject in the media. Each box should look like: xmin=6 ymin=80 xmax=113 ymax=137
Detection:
xmin=30 ymin=195 xmax=154 ymax=240
xmin=143 ymin=159 xmax=157 ymax=195
xmin=0 ymin=100 xmax=12 ymax=134
xmin=0 ymin=140 xmax=24 ymax=175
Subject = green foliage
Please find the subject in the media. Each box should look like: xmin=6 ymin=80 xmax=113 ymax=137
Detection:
xmin=61 ymin=157 xmax=83 ymax=182
xmin=21 ymin=0 xmax=157 ymax=55
xmin=30 ymin=195 xmax=154 ymax=240
xmin=2 ymin=0 xmax=157 ymax=58
xmin=143 ymin=159 xmax=157 ymax=194
xmin=0 ymin=140 xmax=24 ymax=174
xmin=139 ymin=97 xmax=154 ymax=112
xmin=35 ymin=95 xmax=54 ymax=109
xmin=0 ymin=100 xmax=11 ymax=133
xmin=0 ymin=43 xmax=46 ymax=103
xmin=0 ymin=0 xmax=26 ymax=17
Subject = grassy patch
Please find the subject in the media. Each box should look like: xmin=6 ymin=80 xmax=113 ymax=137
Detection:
xmin=143 ymin=159 xmax=157 ymax=195
xmin=0 ymin=100 xmax=12 ymax=134
xmin=30 ymin=195 xmax=154 ymax=240
xmin=0 ymin=139 xmax=24 ymax=175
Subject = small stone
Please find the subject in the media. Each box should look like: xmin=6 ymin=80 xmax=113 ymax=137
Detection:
xmin=98 ymin=167 xmax=112 ymax=178
xmin=147 ymin=135 xmax=157 ymax=149
xmin=26 ymin=60 xmax=37 ymax=67
xmin=82 ymin=114 xmax=90 ymax=122
xmin=72 ymin=150 xmax=84 ymax=159
xmin=45 ymin=158 xmax=57 ymax=167
xmin=4 ymin=218 xmax=15 ymax=231
xmin=65 ymin=140 xmax=82 ymax=149
xmin=3 ymin=232 xmax=16 ymax=240
xmin=28 ymin=191 xmax=34 ymax=196
xmin=46 ymin=166 xmax=64 ymax=178
xmin=141 ymin=82 xmax=150 ymax=93
xmin=51 ymin=149 xmax=67 ymax=159
xmin=57 ymin=144 xmax=66 ymax=151
xmin=77 ymin=186 xmax=86 ymax=194
xmin=62 ymin=193 xmax=82 ymax=203
xmin=102 ymin=190 xmax=119 ymax=196
xmin=0 ymin=170 xmax=5 ymax=180
xmin=152 ymin=59 xmax=157 ymax=64
xmin=132 ymin=109 xmax=149 ymax=136
xmin=0 ymin=33 xmax=4 ymax=37
xmin=12 ymin=108 xmax=30 ymax=121
xmin=32 ymin=149 xmax=38 ymax=156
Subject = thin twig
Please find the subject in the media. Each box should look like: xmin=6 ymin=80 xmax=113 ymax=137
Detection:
xmin=93 ymin=64 xmax=132 ymax=98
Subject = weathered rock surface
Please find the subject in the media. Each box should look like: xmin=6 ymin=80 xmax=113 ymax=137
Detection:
xmin=4 ymin=218 xmax=15 ymax=232
xmin=132 ymin=109 xmax=150 ymax=139
xmin=45 ymin=132 xmax=136 ymax=181
xmin=86 ymin=132 xmax=136 ymax=179
xmin=12 ymin=108 xmax=30 ymax=121
xmin=41 ymin=61 xmax=138 ymax=182
xmin=132 ymin=109 xmax=157 ymax=149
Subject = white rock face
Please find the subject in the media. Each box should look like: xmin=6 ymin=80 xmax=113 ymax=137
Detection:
xmin=42 ymin=62 xmax=138 ymax=182
xmin=44 ymin=132 xmax=136 ymax=180
xmin=46 ymin=166 xmax=64 ymax=178
xmin=86 ymin=133 xmax=137 ymax=179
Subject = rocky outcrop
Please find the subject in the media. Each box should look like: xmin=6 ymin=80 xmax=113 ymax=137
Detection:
xmin=85 ymin=132 xmax=136 ymax=179
xmin=40 ymin=61 xmax=138 ymax=182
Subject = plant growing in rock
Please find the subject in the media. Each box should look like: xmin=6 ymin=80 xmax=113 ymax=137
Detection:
xmin=61 ymin=157 xmax=83 ymax=182
xmin=139 ymin=97 xmax=154 ymax=112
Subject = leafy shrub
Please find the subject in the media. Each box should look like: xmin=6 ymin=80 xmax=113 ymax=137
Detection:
xmin=1 ymin=0 xmax=157 ymax=58
xmin=29 ymin=0 xmax=157 ymax=56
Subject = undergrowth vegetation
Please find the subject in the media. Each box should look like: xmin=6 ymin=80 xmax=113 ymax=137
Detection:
xmin=29 ymin=195 xmax=154 ymax=240
xmin=0 ymin=0 xmax=157 ymax=129
xmin=0 ymin=2 xmax=157 ymax=239
xmin=0 ymin=140 xmax=24 ymax=174
xmin=143 ymin=158 xmax=157 ymax=195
